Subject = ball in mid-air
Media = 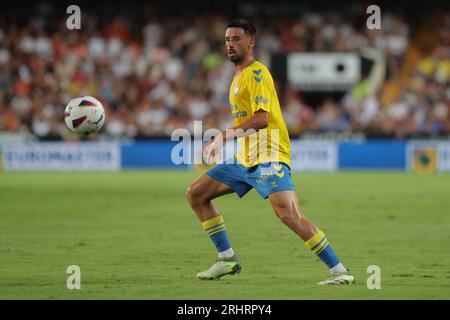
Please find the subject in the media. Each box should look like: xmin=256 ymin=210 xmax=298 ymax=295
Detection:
xmin=64 ymin=96 xmax=105 ymax=135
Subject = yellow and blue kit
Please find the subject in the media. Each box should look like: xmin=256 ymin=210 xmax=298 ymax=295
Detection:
xmin=204 ymin=60 xmax=342 ymax=272
xmin=207 ymin=60 xmax=294 ymax=199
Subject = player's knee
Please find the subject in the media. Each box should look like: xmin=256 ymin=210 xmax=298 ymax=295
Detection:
xmin=278 ymin=212 xmax=295 ymax=226
xmin=272 ymin=199 xmax=288 ymax=212
xmin=272 ymin=203 xmax=296 ymax=225
xmin=185 ymin=185 xmax=202 ymax=207
xmin=185 ymin=186 xmax=194 ymax=204
xmin=273 ymin=203 xmax=289 ymax=219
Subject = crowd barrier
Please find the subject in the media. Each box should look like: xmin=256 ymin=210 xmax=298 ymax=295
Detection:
xmin=0 ymin=140 xmax=449 ymax=172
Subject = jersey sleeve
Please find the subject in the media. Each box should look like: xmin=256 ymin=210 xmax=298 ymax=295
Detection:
xmin=249 ymin=67 xmax=274 ymax=114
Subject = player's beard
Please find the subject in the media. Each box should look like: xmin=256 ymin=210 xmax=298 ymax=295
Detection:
xmin=228 ymin=50 xmax=244 ymax=65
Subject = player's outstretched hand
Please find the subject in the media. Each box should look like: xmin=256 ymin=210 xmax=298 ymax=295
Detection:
xmin=203 ymin=133 xmax=224 ymax=165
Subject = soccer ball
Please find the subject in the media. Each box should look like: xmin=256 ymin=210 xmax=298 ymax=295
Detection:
xmin=64 ymin=96 xmax=105 ymax=135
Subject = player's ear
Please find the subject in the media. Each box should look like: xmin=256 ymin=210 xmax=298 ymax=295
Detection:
xmin=249 ymin=36 xmax=255 ymax=49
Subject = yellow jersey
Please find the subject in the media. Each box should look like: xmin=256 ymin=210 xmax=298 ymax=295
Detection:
xmin=229 ymin=60 xmax=291 ymax=167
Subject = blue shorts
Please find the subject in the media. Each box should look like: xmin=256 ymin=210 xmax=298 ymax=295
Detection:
xmin=206 ymin=161 xmax=295 ymax=199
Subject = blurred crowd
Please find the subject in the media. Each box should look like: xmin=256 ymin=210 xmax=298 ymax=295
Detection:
xmin=0 ymin=2 xmax=448 ymax=140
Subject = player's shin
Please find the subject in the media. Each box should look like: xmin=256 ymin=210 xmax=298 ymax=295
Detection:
xmin=201 ymin=215 xmax=235 ymax=260
xmin=305 ymin=230 xmax=347 ymax=275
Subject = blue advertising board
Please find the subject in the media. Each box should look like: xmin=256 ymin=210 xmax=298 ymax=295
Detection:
xmin=3 ymin=140 xmax=449 ymax=171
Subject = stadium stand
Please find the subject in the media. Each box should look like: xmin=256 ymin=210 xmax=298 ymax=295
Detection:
xmin=0 ymin=1 xmax=448 ymax=141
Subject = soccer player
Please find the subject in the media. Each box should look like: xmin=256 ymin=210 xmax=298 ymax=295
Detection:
xmin=185 ymin=19 xmax=354 ymax=285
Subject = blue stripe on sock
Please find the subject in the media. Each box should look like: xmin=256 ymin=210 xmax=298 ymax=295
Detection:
xmin=310 ymin=236 xmax=327 ymax=252
xmin=209 ymin=229 xmax=231 ymax=252
xmin=205 ymin=222 xmax=225 ymax=232
xmin=316 ymin=244 xmax=340 ymax=269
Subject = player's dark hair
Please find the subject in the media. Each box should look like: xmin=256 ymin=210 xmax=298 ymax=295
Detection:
xmin=226 ymin=19 xmax=256 ymax=37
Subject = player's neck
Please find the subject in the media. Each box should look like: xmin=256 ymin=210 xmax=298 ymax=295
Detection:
xmin=235 ymin=56 xmax=255 ymax=74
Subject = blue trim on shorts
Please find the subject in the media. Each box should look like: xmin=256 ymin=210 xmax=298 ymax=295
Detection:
xmin=206 ymin=161 xmax=295 ymax=199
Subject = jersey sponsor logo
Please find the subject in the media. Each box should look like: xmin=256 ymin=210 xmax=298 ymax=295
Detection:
xmin=232 ymin=111 xmax=248 ymax=119
xmin=255 ymin=95 xmax=268 ymax=105
xmin=231 ymin=104 xmax=247 ymax=119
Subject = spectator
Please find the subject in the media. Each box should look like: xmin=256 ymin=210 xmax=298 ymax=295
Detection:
xmin=0 ymin=2 xmax=447 ymax=141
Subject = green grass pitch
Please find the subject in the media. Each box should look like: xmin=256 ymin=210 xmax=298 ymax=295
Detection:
xmin=0 ymin=170 xmax=449 ymax=299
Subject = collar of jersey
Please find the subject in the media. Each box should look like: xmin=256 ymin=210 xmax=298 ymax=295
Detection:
xmin=234 ymin=59 xmax=257 ymax=77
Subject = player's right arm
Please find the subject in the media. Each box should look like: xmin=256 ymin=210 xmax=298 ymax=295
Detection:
xmin=203 ymin=110 xmax=268 ymax=161
xmin=223 ymin=109 xmax=269 ymax=141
